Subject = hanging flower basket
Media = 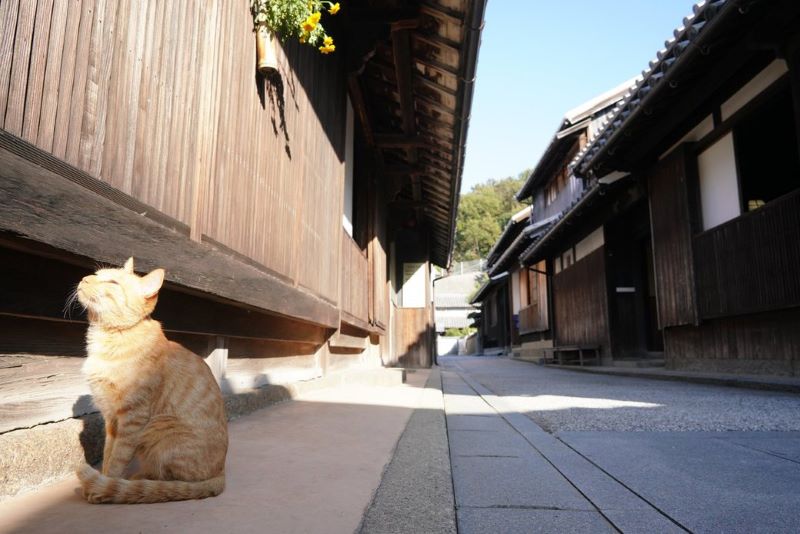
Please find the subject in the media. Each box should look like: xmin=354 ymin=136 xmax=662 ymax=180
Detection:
xmin=250 ymin=0 xmax=341 ymax=74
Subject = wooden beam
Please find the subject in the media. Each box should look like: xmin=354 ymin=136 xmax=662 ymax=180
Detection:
xmin=348 ymin=75 xmax=375 ymax=147
xmin=383 ymin=163 xmax=425 ymax=177
xmin=0 ymin=134 xmax=341 ymax=330
xmin=419 ymin=4 xmax=465 ymax=26
xmin=414 ymin=56 xmax=460 ymax=76
xmin=413 ymin=33 xmax=461 ymax=54
xmin=375 ymin=133 xmax=426 ymax=148
xmin=415 ymin=74 xmax=458 ymax=97
xmin=328 ymin=331 xmax=367 ymax=351
xmin=392 ymin=30 xmax=417 ymax=136
xmin=391 ymin=18 xmax=420 ymax=32
xmin=0 ymin=240 xmax=332 ymax=344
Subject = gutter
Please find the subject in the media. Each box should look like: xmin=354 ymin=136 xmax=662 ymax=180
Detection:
xmin=445 ymin=0 xmax=489 ymax=268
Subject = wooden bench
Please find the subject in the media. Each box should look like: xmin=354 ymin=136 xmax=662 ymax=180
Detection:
xmin=541 ymin=345 xmax=600 ymax=366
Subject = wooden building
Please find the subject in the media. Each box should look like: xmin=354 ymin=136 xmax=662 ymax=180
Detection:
xmin=571 ymin=0 xmax=800 ymax=375
xmin=473 ymin=83 xmax=630 ymax=362
xmin=477 ymin=0 xmax=800 ymax=376
xmin=0 ymin=0 xmax=487 ymax=498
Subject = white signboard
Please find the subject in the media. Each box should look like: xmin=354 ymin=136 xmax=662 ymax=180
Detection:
xmin=401 ymin=262 xmax=426 ymax=308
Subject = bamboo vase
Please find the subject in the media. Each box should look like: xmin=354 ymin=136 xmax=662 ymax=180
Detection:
xmin=256 ymin=25 xmax=278 ymax=75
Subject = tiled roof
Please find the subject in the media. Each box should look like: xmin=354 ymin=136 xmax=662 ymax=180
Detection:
xmin=519 ymin=184 xmax=601 ymax=263
xmin=488 ymin=214 xmax=558 ymax=276
xmin=572 ymin=0 xmax=733 ymax=178
xmin=435 ymin=293 xmax=476 ymax=308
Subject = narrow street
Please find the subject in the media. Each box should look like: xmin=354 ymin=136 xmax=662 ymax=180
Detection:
xmin=438 ymin=356 xmax=800 ymax=534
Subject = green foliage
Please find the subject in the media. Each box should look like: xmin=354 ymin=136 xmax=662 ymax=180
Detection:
xmin=444 ymin=327 xmax=477 ymax=337
xmin=250 ymin=0 xmax=340 ymax=51
xmin=454 ymin=169 xmax=531 ymax=262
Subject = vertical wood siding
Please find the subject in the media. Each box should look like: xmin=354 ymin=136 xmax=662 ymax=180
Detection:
xmin=552 ymin=248 xmax=609 ymax=350
xmin=370 ymin=192 xmax=388 ymax=329
xmin=394 ymin=308 xmax=432 ymax=368
xmin=647 ymin=147 xmax=699 ymax=327
xmin=341 ymin=232 xmax=369 ymax=324
xmin=693 ymin=188 xmax=800 ymax=318
xmin=665 ymin=308 xmax=800 ymax=376
xmin=0 ymin=0 xmax=344 ymax=305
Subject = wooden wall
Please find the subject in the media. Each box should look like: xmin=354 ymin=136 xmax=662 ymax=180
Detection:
xmin=552 ymin=248 xmax=609 ymax=351
xmin=647 ymin=146 xmax=699 ymax=327
xmin=0 ymin=0 xmax=344 ymax=306
xmin=341 ymin=231 xmax=369 ymax=327
xmin=665 ymin=308 xmax=800 ymax=376
xmin=694 ymin=189 xmax=800 ymax=319
xmin=369 ymin=189 xmax=389 ymax=330
xmin=394 ymin=308 xmax=432 ymax=368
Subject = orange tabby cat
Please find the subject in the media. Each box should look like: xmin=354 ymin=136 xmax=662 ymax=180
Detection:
xmin=75 ymin=258 xmax=228 ymax=504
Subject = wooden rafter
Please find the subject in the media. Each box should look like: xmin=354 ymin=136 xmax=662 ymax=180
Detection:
xmin=374 ymin=133 xmax=426 ymax=148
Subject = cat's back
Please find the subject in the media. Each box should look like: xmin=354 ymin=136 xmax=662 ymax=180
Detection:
xmin=159 ymin=341 xmax=227 ymax=426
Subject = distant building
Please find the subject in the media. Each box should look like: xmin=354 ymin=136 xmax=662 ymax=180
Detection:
xmin=434 ymin=263 xmax=484 ymax=333
xmin=474 ymin=0 xmax=800 ymax=376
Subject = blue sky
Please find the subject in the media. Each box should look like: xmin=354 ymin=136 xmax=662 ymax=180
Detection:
xmin=461 ymin=0 xmax=697 ymax=192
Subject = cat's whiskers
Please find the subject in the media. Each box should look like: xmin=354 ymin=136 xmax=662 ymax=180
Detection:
xmin=63 ymin=285 xmax=83 ymax=319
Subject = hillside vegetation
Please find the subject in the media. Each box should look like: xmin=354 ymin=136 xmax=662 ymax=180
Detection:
xmin=454 ymin=169 xmax=530 ymax=262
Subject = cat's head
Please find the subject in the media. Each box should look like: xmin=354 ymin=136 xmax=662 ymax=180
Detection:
xmin=77 ymin=258 xmax=165 ymax=328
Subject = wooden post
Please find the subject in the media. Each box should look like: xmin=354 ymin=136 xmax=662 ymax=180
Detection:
xmin=204 ymin=336 xmax=228 ymax=386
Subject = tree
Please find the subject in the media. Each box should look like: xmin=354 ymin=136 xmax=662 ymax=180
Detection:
xmin=453 ymin=169 xmax=530 ymax=262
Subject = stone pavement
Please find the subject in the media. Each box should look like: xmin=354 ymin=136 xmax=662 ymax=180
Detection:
xmin=0 ymin=370 xmax=433 ymax=534
xmin=441 ymin=355 xmax=800 ymax=533
xmin=4 ymin=357 xmax=800 ymax=533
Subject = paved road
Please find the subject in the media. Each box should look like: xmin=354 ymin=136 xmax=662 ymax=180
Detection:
xmin=439 ymin=355 xmax=800 ymax=534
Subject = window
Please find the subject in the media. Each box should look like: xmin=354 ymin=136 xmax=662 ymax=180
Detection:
xmin=342 ymin=98 xmax=355 ymax=236
xmin=698 ymin=81 xmax=800 ymax=230
xmin=734 ymin=84 xmax=800 ymax=212
xmin=545 ymin=166 xmax=570 ymax=206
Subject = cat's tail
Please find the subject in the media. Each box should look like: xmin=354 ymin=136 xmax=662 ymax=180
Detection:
xmin=76 ymin=464 xmax=225 ymax=504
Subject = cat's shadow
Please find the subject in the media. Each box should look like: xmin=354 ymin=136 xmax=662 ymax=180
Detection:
xmin=72 ymin=395 xmax=104 ymax=466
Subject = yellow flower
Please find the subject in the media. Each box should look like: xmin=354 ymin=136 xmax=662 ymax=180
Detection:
xmin=299 ymin=34 xmax=307 ymax=43
xmin=329 ymin=3 xmax=340 ymax=15
xmin=319 ymin=44 xmax=335 ymax=54
xmin=323 ymin=36 xmax=333 ymax=46
xmin=302 ymin=18 xmax=316 ymax=32
xmin=310 ymin=11 xmax=321 ymax=24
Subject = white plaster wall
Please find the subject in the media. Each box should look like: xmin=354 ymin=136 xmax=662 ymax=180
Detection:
xmin=575 ymin=227 xmax=604 ymax=261
xmin=698 ymin=132 xmax=740 ymax=230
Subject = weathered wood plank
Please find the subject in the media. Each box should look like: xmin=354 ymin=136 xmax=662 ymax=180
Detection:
xmin=553 ymin=248 xmax=610 ymax=351
xmin=647 ymin=146 xmax=699 ymax=328
xmin=0 ymin=135 xmax=341 ymax=330
xmin=35 ymin=0 xmax=69 ymax=151
xmin=4 ymin=0 xmax=36 ymax=135
xmin=51 ymin=0 xmax=83 ymax=158
xmin=0 ymin=0 xmax=21 ymax=119
xmin=63 ymin=0 xmax=94 ymax=166
xmin=21 ymin=0 xmax=55 ymax=143
xmin=694 ymin=188 xmax=800 ymax=318
xmin=79 ymin=0 xmax=118 ymax=175
xmin=0 ymin=354 xmax=93 ymax=434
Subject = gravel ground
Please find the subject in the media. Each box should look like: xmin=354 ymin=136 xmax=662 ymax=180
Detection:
xmin=440 ymin=356 xmax=800 ymax=433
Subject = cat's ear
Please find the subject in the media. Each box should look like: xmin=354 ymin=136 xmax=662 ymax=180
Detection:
xmin=139 ymin=269 xmax=165 ymax=298
xmin=123 ymin=257 xmax=135 ymax=273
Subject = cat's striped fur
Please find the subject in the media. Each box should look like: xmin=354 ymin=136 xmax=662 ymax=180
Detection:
xmin=75 ymin=258 xmax=228 ymax=504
